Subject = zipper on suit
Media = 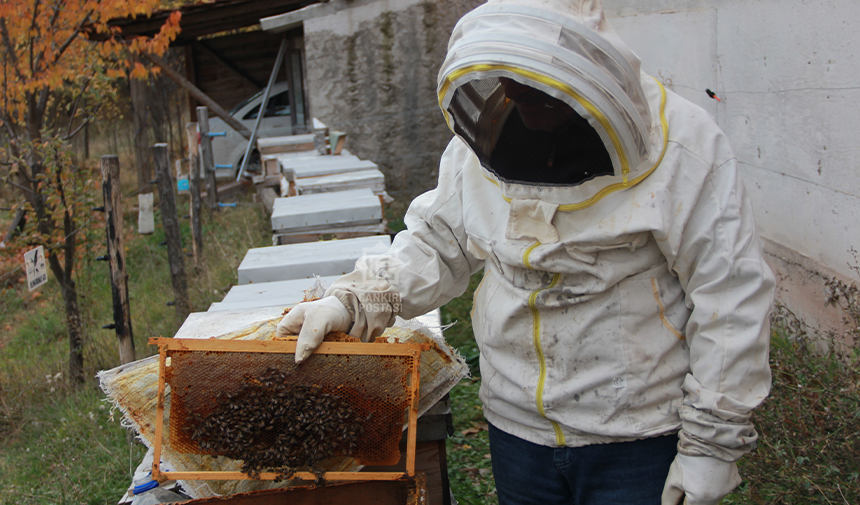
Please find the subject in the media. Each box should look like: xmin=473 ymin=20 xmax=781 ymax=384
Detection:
xmin=523 ymin=243 xmax=565 ymax=446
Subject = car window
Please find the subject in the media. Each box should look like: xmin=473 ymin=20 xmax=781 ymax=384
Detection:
xmin=243 ymin=90 xmax=291 ymax=120
xmin=229 ymin=90 xmax=263 ymax=116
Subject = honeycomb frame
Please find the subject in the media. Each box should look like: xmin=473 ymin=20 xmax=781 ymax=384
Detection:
xmin=148 ymin=337 xmax=425 ymax=482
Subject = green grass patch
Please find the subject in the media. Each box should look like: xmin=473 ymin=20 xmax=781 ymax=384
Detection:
xmin=0 ymin=192 xmax=271 ymax=504
xmin=725 ymin=324 xmax=860 ymax=504
xmin=440 ymin=271 xmax=498 ymax=504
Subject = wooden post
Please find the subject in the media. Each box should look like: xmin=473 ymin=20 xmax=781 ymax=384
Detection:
xmin=186 ymin=122 xmax=203 ymax=267
xmin=130 ymin=77 xmax=152 ymax=192
xmin=152 ymin=143 xmax=190 ymax=322
xmin=197 ymin=107 xmax=219 ymax=210
xmin=100 ymin=156 xmax=136 ymax=364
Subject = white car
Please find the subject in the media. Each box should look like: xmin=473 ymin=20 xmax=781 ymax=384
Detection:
xmin=208 ymin=82 xmax=314 ymax=179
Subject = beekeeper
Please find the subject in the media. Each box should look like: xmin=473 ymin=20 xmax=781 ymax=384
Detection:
xmin=279 ymin=0 xmax=774 ymax=503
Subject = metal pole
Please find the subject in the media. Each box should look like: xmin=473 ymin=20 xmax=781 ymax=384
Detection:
xmin=236 ymin=35 xmax=288 ymax=181
xmin=197 ymin=107 xmax=219 ymax=209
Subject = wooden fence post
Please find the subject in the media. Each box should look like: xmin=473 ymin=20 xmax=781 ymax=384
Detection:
xmin=152 ymin=143 xmax=190 ymax=322
xmin=100 ymin=155 xmax=135 ymax=364
xmin=197 ymin=106 xmax=219 ymax=210
xmin=186 ymin=122 xmax=203 ymax=267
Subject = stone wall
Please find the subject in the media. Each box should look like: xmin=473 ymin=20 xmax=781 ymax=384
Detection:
xmin=303 ymin=0 xmax=483 ymax=201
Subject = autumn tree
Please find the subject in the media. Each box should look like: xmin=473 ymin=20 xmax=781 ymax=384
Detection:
xmin=0 ymin=0 xmax=180 ymax=385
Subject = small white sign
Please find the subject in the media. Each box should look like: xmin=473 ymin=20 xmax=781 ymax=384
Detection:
xmin=24 ymin=245 xmax=48 ymax=291
xmin=138 ymin=193 xmax=155 ymax=235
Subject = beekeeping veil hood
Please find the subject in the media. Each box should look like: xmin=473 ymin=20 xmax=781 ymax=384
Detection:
xmin=438 ymin=0 xmax=655 ymax=188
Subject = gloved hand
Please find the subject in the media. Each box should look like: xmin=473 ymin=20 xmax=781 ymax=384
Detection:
xmin=276 ymin=297 xmax=353 ymax=364
xmin=661 ymin=454 xmax=741 ymax=505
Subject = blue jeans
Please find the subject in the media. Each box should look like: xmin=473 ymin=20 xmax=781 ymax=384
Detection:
xmin=488 ymin=423 xmax=677 ymax=505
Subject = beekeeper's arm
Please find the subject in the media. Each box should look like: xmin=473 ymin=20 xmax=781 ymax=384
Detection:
xmin=658 ymin=151 xmax=774 ymax=505
xmin=279 ymin=139 xmax=483 ymax=362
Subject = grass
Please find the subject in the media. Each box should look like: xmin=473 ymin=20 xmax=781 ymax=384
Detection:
xmin=725 ymin=318 xmax=860 ymax=504
xmin=0 ymin=191 xmax=272 ymax=505
xmin=439 ymin=271 xmax=498 ymax=505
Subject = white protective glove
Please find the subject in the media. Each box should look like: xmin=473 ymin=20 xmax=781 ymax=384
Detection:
xmin=661 ymin=454 xmax=741 ymax=505
xmin=276 ymin=297 xmax=353 ymax=364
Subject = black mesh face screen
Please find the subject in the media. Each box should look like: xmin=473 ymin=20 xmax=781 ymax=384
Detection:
xmin=447 ymin=77 xmax=512 ymax=165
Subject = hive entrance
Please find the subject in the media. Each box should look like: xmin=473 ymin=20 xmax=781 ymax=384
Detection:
xmin=149 ymin=336 xmax=425 ymax=482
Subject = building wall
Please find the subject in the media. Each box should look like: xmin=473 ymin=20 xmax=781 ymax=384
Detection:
xmin=605 ymin=0 xmax=859 ymax=335
xmin=302 ymin=0 xmax=483 ymax=201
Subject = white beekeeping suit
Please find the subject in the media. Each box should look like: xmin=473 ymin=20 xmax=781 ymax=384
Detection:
xmin=280 ymin=0 xmax=774 ymax=503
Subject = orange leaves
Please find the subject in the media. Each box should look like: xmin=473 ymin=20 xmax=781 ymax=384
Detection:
xmin=1 ymin=0 xmax=183 ymax=134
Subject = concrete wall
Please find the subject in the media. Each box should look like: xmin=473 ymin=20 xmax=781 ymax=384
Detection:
xmin=299 ymin=0 xmax=483 ymax=201
xmin=605 ymin=0 xmax=860 ymax=335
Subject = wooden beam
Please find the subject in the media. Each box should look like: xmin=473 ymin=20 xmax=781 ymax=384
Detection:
xmin=195 ymin=41 xmax=264 ymax=90
xmin=140 ymin=51 xmax=251 ymax=140
xmin=100 ymin=0 xmax=312 ymax=43
xmin=100 ymin=156 xmax=136 ymax=365
xmin=184 ymin=45 xmax=198 ymax=120
xmin=152 ymin=143 xmax=191 ymax=322
xmin=186 ymin=122 xmax=203 ymax=267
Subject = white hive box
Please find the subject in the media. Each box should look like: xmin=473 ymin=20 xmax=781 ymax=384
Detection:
xmin=237 ymin=235 xmax=392 ymax=284
xmin=270 ymin=188 xmax=382 ymax=232
xmin=278 ymin=154 xmax=378 ymax=179
xmin=294 ymin=169 xmax=386 ymax=196
xmin=209 ymin=275 xmax=342 ymax=312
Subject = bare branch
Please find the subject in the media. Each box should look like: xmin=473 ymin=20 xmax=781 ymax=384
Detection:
xmin=64 ymin=114 xmax=94 ymax=141
xmin=36 ymin=87 xmax=50 ymax=125
xmin=0 ymin=19 xmax=26 ymax=82
xmin=29 ymin=0 xmax=42 ymax=73
xmin=48 ymin=11 xmax=93 ymax=68
xmin=48 ymin=0 xmax=63 ymax=28
xmin=66 ymin=75 xmax=92 ymax=133
xmin=5 ymin=178 xmax=35 ymax=196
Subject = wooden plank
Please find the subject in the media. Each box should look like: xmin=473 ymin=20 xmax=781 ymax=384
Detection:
xmin=186 ymin=122 xmax=203 ymax=267
xmin=152 ymin=346 xmax=168 ymax=480
xmin=363 ymin=442 xmax=448 ymax=505
xmin=100 ymin=156 xmax=136 ymax=365
xmin=159 ymin=471 xmax=406 ymax=482
xmin=237 ymin=235 xmax=391 ymax=284
xmin=198 ymin=107 xmax=219 ymax=209
xmin=257 ymin=134 xmax=316 ymax=155
xmin=149 ymin=337 xmax=424 ymax=356
xmin=195 ymin=40 xmax=264 ymax=90
xmin=170 ymin=476 xmax=425 ymax=505
xmin=141 ymin=51 xmax=251 ymax=139
xmin=270 ymin=188 xmax=382 ymax=231
xmin=152 ymin=144 xmax=190 ymax=321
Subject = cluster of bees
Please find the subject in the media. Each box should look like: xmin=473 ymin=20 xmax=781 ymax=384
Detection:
xmin=185 ymin=367 xmax=365 ymax=480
